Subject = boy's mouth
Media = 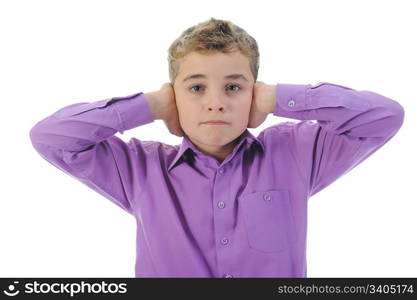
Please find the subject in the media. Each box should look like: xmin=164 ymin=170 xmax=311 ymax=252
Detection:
xmin=201 ymin=120 xmax=229 ymax=125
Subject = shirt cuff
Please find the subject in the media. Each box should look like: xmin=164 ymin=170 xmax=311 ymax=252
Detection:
xmin=273 ymin=83 xmax=311 ymax=118
xmin=112 ymin=92 xmax=155 ymax=133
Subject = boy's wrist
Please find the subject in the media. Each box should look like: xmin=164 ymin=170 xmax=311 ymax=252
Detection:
xmin=143 ymin=91 xmax=164 ymax=120
xmin=265 ymin=84 xmax=277 ymax=114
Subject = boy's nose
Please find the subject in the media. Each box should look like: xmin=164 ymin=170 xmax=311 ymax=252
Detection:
xmin=209 ymin=106 xmax=224 ymax=111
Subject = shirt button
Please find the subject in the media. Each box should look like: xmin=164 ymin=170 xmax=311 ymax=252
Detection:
xmin=224 ymin=274 xmax=233 ymax=278
xmin=288 ymin=99 xmax=296 ymax=107
xmin=219 ymin=168 xmax=225 ymax=174
xmin=217 ymin=201 xmax=225 ymax=209
xmin=221 ymin=238 xmax=229 ymax=245
xmin=263 ymin=193 xmax=272 ymax=201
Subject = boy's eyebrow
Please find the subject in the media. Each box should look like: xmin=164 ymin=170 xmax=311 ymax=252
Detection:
xmin=182 ymin=73 xmax=248 ymax=83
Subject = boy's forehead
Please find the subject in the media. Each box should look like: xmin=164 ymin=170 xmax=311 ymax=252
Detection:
xmin=179 ymin=51 xmax=252 ymax=81
xmin=182 ymin=50 xmax=247 ymax=64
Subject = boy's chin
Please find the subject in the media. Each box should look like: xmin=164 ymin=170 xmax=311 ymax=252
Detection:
xmin=192 ymin=136 xmax=230 ymax=146
xmin=205 ymin=136 xmax=240 ymax=147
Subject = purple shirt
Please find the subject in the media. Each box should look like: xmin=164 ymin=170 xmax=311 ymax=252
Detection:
xmin=29 ymin=82 xmax=404 ymax=277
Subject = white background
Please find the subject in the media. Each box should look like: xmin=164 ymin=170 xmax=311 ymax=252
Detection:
xmin=1 ymin=0 xmax=416 ymax=277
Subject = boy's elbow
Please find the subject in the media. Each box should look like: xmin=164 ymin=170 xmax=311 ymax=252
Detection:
xmin=393 ymin=101 xmax=405 ymax=130
xmin=384 ymin=101 xmax=405 ymax=138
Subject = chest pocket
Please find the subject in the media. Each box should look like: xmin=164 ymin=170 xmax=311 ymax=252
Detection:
xmin=240 ymin=189 xmax=297 ymax=253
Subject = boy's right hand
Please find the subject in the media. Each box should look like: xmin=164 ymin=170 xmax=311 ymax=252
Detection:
xmin=144 ymin=83 xmax=185 ymax=137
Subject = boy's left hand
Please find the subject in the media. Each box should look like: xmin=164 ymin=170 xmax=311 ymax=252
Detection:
xmin=248 ymin=81 xmax=276 ymax=128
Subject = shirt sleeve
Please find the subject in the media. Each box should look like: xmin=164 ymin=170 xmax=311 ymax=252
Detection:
xmin=273 ymin=82 xmax=405 ymax=198
xmin=29 ymin=92 xmax=155 ymax=214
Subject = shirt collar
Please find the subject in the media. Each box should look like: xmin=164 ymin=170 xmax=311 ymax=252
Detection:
xmin=168 ymin=129 xmax=265 ymax=172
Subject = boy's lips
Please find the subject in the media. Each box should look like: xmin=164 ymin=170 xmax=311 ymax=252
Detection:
xmin=201 ymin=120 xmax=229 ymax=125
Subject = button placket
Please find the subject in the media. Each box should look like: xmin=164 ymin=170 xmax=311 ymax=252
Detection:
xmin=214 ymin=164 xmax=232 ymax=278
xmin=216 ymin=169 xmax=226 ymax=210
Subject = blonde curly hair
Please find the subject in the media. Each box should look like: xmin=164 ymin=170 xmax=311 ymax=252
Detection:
xmin=168 ymin=17 xmax=259 ymax=85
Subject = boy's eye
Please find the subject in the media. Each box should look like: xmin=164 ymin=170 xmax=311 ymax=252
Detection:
xmin=189 ymin=84 xmax=241 ymax=93
xmin=227 ymin=84 xmax=241 ymax=92
xmin=190 ymin=85 xmax=204 ymax=93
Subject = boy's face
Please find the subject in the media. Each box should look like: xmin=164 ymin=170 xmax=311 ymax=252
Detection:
xmin=173 ymin=50 xmax=255 ymax=161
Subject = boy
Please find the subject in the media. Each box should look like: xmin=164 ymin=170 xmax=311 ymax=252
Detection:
xmin=29 ymin=18 xmax=405 ymax=277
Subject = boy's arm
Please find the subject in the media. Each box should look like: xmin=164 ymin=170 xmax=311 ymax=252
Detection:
xmin=29 ymin=92 xmax=155 ymax=214
xmin=272 ymin=82 xmax=404 ymax=197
